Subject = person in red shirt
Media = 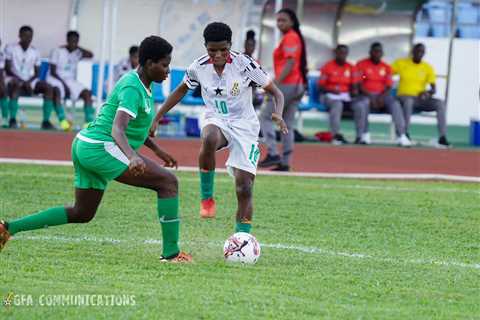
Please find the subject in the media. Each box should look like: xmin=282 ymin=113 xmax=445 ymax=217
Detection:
xmin=353 ymin=42 xmax=411 ymax=146
xmin=259 ymin=8 xmax=307 ymax=171
xmin=318 ymin=44 xmax=365 ymax=145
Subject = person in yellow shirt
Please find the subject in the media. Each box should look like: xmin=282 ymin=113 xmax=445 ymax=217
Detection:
xmin=392 ymin=43 xmax=450 ymax=148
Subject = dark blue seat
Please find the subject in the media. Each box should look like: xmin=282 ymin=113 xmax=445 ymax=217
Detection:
xmin=307 ymin=76 xmax=327 ymax=112
xmin=152 ymin=82 xmax=165 ymax=103
xmin=169 ymin=69 xmax=204 ymax=106
xmin=39 ymin=61 xmax=49 ymax=81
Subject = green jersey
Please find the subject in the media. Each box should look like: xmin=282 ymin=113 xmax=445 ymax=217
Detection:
xmin=79 ymin=70 xmax=154 ymax=150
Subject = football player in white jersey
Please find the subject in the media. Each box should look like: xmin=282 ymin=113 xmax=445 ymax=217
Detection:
xmin=114 ymin=46 xmax=139 ymax=82
xmin=5 ymin=25 xmax=55 ymax=129
xmin=48 ymin=31 xmax=94 ymax=127
xmin=0 ymin=37 xmax=7 ymax=127
xmin=150 ymin=22 xmax=286 ymax=234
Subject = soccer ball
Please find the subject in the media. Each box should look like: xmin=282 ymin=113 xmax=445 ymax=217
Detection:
xmin=223 ymin=232 xmax=261 ymax=264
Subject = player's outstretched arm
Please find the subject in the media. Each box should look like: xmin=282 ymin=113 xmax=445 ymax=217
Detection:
xmin=149 ymin=82 xmax=189 ymax=137
xmin=264 ymin=81 xmax=288 ymax=134
xmin=144 ymin=137 xmax=178 ymax=168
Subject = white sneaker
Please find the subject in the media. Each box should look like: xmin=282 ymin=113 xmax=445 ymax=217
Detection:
xmin=397 ymin=134 xmax=412 ymax=147
xmin=361 ymin=132 xmax=371 ymax=145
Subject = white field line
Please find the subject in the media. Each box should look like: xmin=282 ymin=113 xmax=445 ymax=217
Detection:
xmin=13 ymin=234 xmax=480 ymax=270
xmin=1 ymin=157 xmax=479 ymax=183
xmin=0 ymin=170 xmax=478 ymax=194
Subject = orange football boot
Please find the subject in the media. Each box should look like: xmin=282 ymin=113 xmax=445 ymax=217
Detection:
xmin=200 ymin=198 xmax=216 ymax=219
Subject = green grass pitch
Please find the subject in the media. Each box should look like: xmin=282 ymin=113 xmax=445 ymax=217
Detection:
xmin=0 ymin=163 xmax=479 ymax=319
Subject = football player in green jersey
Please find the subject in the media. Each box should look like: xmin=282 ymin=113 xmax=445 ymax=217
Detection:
xmin=0 ymin=36 xmax=192 ymax=263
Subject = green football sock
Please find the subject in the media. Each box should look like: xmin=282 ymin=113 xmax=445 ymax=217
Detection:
xmin=235 ymin=221 xmax=252 ymax=233
xmin=0 ymin=97 xmax=8 ymax=120
xmin=200 ymin=170 xmax=215 ymax=200
xmin=9 ymin=98 xmax=19 ymax=119
xmin=7 ymin=206 xmax=68 ymax=235
xmin=42 ymin=99 xmax=54 ymax=122
xmin=54 ymin=103 xmax=66 ymax=122
xmin=158 ymin=196 xmax=180 ymax=258
xmin=84 ymin=104 xmax=95 ymax=122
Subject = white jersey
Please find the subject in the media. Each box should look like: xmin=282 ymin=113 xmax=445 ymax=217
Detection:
xmin=183 ymin=51 xmax=271 ymax=122
xmin=114 ymin=57 xmax=133 ymax=82
xmin=4 ymin=43 xmax=40 ymax=81
xmin=49 ymin=47 xmax=83 ymax=80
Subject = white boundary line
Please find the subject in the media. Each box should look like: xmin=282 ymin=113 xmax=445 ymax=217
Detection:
xmin=1 ymin=157 xmax=479 ymax=183
xmin=13 ymin=234 xmax=480 ymax=270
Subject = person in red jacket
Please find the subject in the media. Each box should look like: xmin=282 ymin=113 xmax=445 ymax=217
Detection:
xmin=353 ymin=42 xmax=411 ymax=146
xmin=318 ymin=44 xmax=365 ymax=145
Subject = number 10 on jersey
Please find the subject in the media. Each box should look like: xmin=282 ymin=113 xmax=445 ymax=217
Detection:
xmin=214 ymin=100 xmax=229 ymax=115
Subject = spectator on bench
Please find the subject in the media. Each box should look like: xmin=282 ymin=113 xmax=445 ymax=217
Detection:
xmin=0 ymin=38 xmax=7 ymax=127
xmin=114 ymin=45 xmax=139 ymax=82
xmin=5 ymin=25 xmax=55 ymax=129
xmin=318 ymin=44 xmax=367 ymax=145
xmin=392 ymin=43 xmax=450 ymax=148
xmin=47 ymin=30 xmax=94 ymax=128
xmin=353 ymin=42 xmax=411 ymax=147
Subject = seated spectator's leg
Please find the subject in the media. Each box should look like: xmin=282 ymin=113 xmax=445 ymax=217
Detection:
xmin=52 ymin=86 xmax=68 ymax=128
xmin=34 ymin=80 xmax=56 ymax=126
xmin=351 ymin=96 xmax=369 ymax=140
xmin=397 ymin=96 xmax=415 ymax=135
xmin=0 ymin=80 xmax=8 ymax=125
xmin=384 ymin=95 xmax=406 ymax=136
xmin=416 ymin=98 xmax=447 ymax=138
xmin=280 ymin=93 xmax=299 ymax=167
xmin=259 ymin=94 xmax=279 ymax=157
xmin=326 ymin=97 xmax=343 ymax=136
xmin=79 ymin=89 xmax=95 ymax=123
xmin=7 ymin=78 xmax=21 ymax=124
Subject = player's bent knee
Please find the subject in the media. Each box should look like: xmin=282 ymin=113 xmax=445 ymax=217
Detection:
xmin=156 ymin=172 xmax=178 ymax=197
xmin=68 ymin=207 xmax=96 ymax=223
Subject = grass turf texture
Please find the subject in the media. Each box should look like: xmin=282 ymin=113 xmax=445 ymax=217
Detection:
xmin=0 ymin=163 xmax=479 ymax=319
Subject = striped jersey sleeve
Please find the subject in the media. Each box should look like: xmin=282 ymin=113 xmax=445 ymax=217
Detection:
xmin=237 ymin=54 xmax=270 ymax=88
xmin=183 ymin=61 xmax=200 ymax=89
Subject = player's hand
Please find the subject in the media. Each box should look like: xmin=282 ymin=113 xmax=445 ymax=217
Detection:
xmin=156 ymin=150 xmax=178 ymax=169
xmin=128 ymin=154 xmax=146 ymax=176
xmin=418 ymin=91 xmax=431 ymax=100
xmin=272 ymin=113 xmax=288 ymax=135
xmin=149 ymin=120 xmax=159 ymax=137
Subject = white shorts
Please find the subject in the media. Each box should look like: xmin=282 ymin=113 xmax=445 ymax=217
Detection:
xmin=4 ymin=76 xmax=39 ymax=90
xmin=202 ymin=117 xmax=261 ymax=176
xmin=47 ymin=76 xmax=87 ymax=101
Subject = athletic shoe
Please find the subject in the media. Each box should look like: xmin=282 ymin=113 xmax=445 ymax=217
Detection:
xmin=8 ymin=118 xmax=18 ymax=129
xmin=271 ymin=164 xmax=290 ymax=172
xmin=0 ymin=220 xmax=11 ymax=252
xmin=436 ymin=136 xmax=451 ymax=149
xmin=200 ymin=198 xmax=216 ymax=218
xmin=397 ymin=134 xmax=412 ymax=147
xmin=332 ymin=134 xmax=348 ymax=145
xmin=361 ymin=132 xmax=371 ymax=145
xmin=60 ymin=119 xmax=72 ymax=131
xmin=41 ymin=120 xmax=55 ymax=130
xmin=354 ymin=137 xmax=366 ymax=145
xmin=160 ymin=251 xmax=193 ymax=263
xmin=258 ymin=154 xmax=281 ymax=168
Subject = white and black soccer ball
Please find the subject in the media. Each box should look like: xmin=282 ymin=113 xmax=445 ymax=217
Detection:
xmin=223 ymin=232 xmax=261 ymax=264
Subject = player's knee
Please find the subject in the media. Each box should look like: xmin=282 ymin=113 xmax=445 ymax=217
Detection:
xmin=156 ymin=172 xmax=178 ymax=197
xmin=236 ymin=181 xmax=253 ymax=199
xmin=202 ymin=133 xmax=219 ymax=151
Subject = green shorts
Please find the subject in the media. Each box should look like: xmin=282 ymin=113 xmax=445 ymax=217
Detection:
xmin=72 ymin=135 xmax=129 ymax=190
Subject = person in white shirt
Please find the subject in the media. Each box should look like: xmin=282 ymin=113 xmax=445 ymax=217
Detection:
xmin=114 ymin=46 xmax=139 ymax=82
xmin=5 ymin=25 xmax=55 ymax=129
xmin=47 ymin=31 xmax=94 ymax=127
xmin=0 ymin=37 xmax=7 ymax=127
xmin=150 ymin=22 xmax=286 ymax=234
